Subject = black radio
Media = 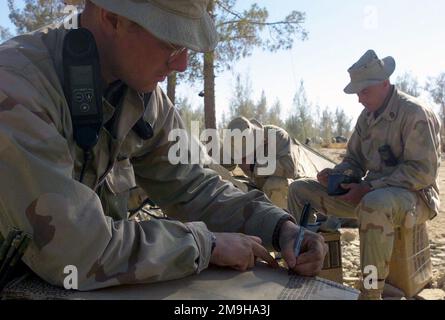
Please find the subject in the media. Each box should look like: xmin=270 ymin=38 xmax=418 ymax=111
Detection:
xmin=378 ymin=144 xmax=398 ymax=167
xmin=327 ymin=173 xmax=360 ymax=196
xmin=63 ymin=28 xmax=103 ymax=151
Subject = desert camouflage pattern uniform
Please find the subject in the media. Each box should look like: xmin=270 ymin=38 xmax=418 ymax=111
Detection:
xmin=288 ymin=87 xmax=441 ymax=290
xmin=234 ymin=125 xmax=316 ymax=210
xmin=0 ymin=21 xmax=292 ymax=290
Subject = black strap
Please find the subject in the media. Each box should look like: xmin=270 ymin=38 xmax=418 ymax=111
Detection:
xmin=104 ymin=85 xmax=154 ymax=141
xmin=132 ymin=92 xmax=154 ymax=140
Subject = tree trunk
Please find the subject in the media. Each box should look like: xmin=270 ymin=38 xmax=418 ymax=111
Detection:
xmin=203 ymin=0 xmax=216 ymax=130
xmin=203 ymin=51 xmax=216 ymax=129
xmin=442 ymin=103 xmax=445 ymax=152
xmin=167 ymin=73 xmax=177 ymax=104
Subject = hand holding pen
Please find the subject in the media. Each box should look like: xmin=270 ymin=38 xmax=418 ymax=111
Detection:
xmin=294 ymin=202 xmax=311 ymax=258
xmin=277 ymin=203 xmax=328 ymax=276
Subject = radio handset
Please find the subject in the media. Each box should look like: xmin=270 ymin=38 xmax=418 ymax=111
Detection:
xmin=63 ymin=28 xmax=103 ymax=182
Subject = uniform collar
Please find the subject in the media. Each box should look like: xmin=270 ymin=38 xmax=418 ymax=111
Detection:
xmin=113 ymin=88 xmax=145 ymax=141
xmin=101 ymin=98 xmax=116 ymax=127
xmin=374 ymin=85 xmax=394 ymax=118
xmin=379 ymin=87 xmax=399 ymax=122
xmin=366 ymin=87 xmax=399 ymax=124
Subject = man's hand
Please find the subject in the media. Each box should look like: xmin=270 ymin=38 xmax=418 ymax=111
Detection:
xmin=317 ymin=168 xmax=334 ymax=188
xmin=337 ymin=182 xmax=372 ymax=205
xmin=210 ymin=233 xmax=278 ymax=271
xmin=278 ymin=221 xmax=328 ymax=276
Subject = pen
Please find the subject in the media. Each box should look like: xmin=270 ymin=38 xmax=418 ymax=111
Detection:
xmin=294 ymin=202 xmax=311 ymax=257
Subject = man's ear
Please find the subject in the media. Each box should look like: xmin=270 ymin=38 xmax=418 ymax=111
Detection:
xmin=98 ymin=8 xmax=119 ymax=37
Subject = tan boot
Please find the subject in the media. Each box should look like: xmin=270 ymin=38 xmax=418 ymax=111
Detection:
xmin=358 ymin=288 xmax=383 ymax=300
xmin=357 ymin=279 xmax=384 ymax=300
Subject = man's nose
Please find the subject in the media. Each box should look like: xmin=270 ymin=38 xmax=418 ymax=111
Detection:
xmin=168 ymin=50 xmax=188 ymax=73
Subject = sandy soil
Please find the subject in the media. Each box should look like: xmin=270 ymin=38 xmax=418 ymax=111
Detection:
xmin=319 ymin=148 xmax=445 ymax=300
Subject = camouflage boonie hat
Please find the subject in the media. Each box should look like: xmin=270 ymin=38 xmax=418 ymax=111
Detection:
xmin=90 ymin=0 xmax=219 ymax=52
xmin=344 ymin=49 xmax=396 ymax=94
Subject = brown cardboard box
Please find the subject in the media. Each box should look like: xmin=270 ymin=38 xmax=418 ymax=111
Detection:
xmin=318 ymin=231 xmax=343 ymax=283
xmin=387 ymin=223 xmax=432 ymax=297
xmin=2 ymin=263 xmax=360 ymax=300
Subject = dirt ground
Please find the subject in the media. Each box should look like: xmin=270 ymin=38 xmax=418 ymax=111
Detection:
xmin=319 ymin=148 xmax=445 ymax=300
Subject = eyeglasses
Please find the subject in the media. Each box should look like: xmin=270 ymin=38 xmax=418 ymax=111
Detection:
xmin=165 ymin=41 xmax=187 ymax=67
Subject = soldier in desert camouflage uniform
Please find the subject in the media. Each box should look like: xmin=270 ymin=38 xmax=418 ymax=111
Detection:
xmin=0 ymin=0 xmax=327 ymax=290
xmin=288 ymin=50 xmax=441 ymax=299
xmin=224 ymin=117 xmax=324 ymax=210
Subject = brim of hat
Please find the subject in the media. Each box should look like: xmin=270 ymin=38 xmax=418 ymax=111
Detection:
xmin=343 ymin=56 xmax=396 ymax=94
xmin=249 ymin=119 xmax=264 ymax=130
xmin=90 ymin=0 xmax=219 ymax=52
xmin=344 ymin=80 xmax=384 ymax=94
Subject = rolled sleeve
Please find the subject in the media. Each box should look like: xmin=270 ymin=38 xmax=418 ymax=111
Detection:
xmin=185 ymin=221 xmax=213 ymax=273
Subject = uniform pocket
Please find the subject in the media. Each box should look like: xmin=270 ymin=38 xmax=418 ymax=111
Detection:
xmin=105 ymin=158 xmax=137 ymax=195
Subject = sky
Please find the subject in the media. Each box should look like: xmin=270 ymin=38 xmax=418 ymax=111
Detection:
xmin=1 ymin=0 xmax=445 ymax=125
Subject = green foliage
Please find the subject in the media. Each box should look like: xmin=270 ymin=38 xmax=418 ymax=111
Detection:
xmin=0 ymin=26 xmax=12 ymax=42
xmin=319 ymin=107 xmax=335 ymax=143
xmin=177 ymin=97 xmax=205 ymax=135
xmin=229 ymin=73 xmax=256 ymax=119
xmin=255 ymin=91 xmax=268 ymax=123
xmin=228 ymin=73 xmax=283 ymax=127
xmin=334 ymin=107 xmax=352 ymax=137
xmin=178 ymin=0 xmax=307 ymax=88
xmin=285 ymin=80 xmax=313 ymax=142
xmin=227 ymin=75 xmax=284 ymax=127
xmin=227 ymin=76 xmax=352 ymax=143
xmin=215 ymin=0 xmax=307 ymax=70
xmin=396 ymin=72 xmax=421 ymax=97
xmin=266 ymin=99 xmax=284 ymax=128
xmin=8 ymin=0 xmax=69 ymax=34
xmin=229 ymin=73 xmax=253 ymax=117
xmin=4 ymin=0 xmax=84 ymax=37
xmin=426 ymin=73 xmax=445 ymax=133
xmin=426 ymin=73 xmax=445 ymax=108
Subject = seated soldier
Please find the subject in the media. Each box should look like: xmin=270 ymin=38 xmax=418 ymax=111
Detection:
xmin=223 ymin=117 xmax=319 ymax=210
xmin=288 ymin=50 xmax=441 ymax=299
